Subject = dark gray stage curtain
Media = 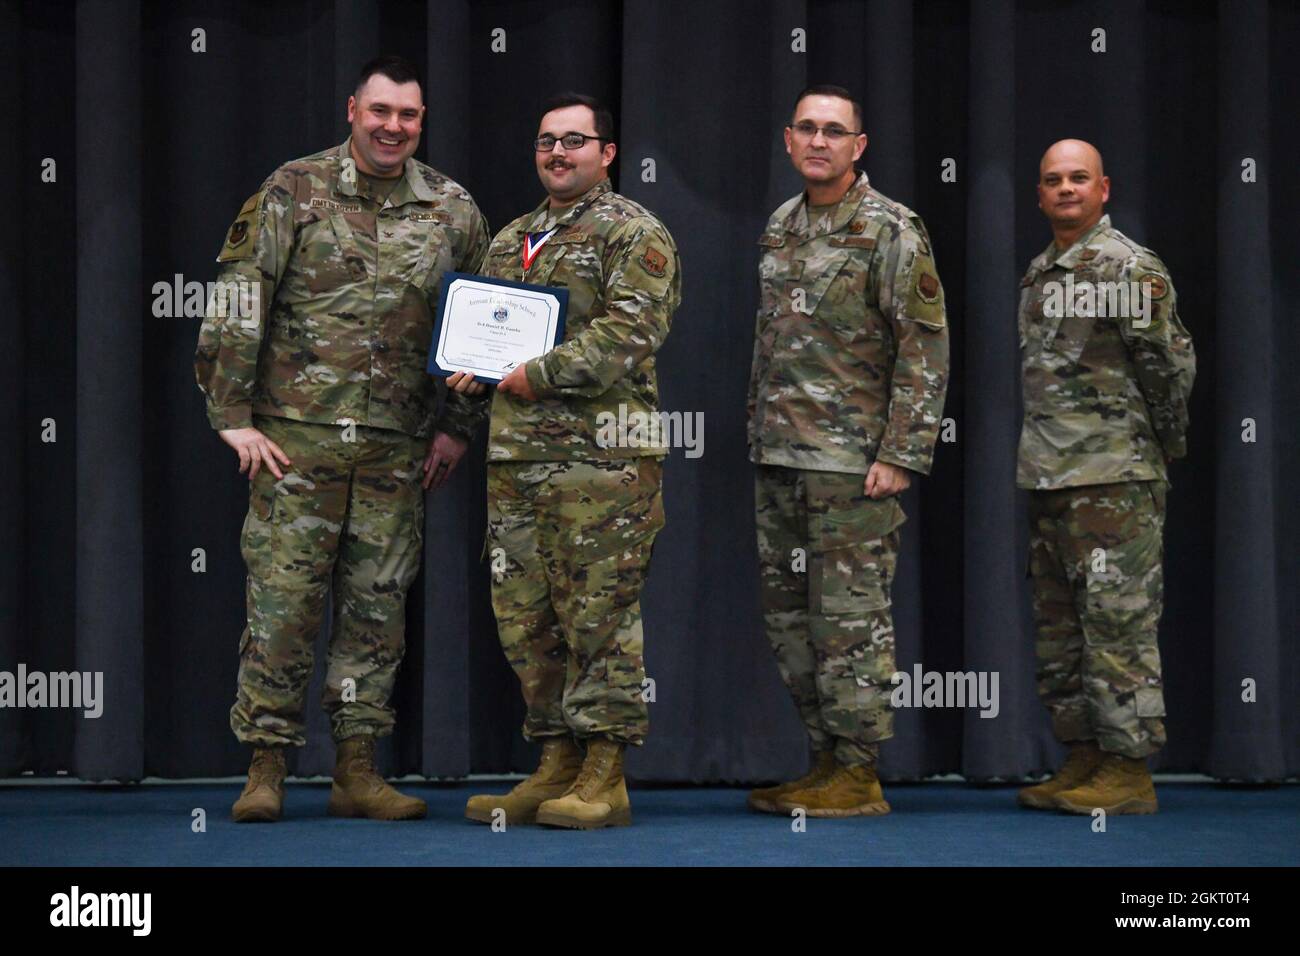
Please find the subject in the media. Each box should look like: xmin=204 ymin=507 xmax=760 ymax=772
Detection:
xmin=3 ymin=0 xmax=1295 ymax=783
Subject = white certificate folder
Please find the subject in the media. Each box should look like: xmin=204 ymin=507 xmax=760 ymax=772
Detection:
xmin=427 ymin=272 xmax=569 ymax=382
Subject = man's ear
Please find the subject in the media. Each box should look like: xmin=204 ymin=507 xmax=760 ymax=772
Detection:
xmin=347 ymin=95 xmax=357 ymax=123
xmin=602 ymin=142 xmax=618 ymax=169
xmin=853 ymin=133 xmax=868 ymax=163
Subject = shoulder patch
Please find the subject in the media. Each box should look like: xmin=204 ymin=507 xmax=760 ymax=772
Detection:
xmin=638 ymin=246 xmax=669 ymax=277
xmin=1139 ymin=272 xmax=1169 ymax=300
xmin=217 ymin=190 xmax=263 ymax=262
xmin=916 ymin=272 xmax=941 ymax=303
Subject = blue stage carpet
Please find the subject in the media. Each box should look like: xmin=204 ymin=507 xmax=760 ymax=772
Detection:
xmin=1 ymin=783 xmax=1295 ymax=866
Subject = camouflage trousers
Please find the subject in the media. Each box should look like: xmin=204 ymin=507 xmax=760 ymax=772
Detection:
xmin=754 ymin=465 xmax=905 ymax=768
xmin=1029 ymin=480 xmax=1167 ymax=758
xmin=230 ymin=413 xmax=426 ymax=747
xmin=487 ymin=457 xmax=664 ymax=746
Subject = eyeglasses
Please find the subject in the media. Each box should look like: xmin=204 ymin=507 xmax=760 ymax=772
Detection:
xmin=787 ymin=122 xmax=863 ymax=142
xmin=534 ymin=131 xmax=608 ymax=152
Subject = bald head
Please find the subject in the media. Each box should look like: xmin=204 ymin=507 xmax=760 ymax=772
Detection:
xmin=1037 ymin=138 xmax=1110 ymax=245
xmin=1040 ymin=139 xmax=1105 ymax=179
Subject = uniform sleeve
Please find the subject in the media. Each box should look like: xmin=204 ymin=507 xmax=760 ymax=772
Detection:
xmin=524 ymin=217 xmax=681 ymax=399
xmin=1118 ymin=256 xmax=1196 ymax=459
xmin=872 ymin=219 xmax=950 ymax=474
xmin=456 ymin=202 xmax=490 ymax=274
xmin=747 ymin=226 xmax=781 ymax=426
xmin=432 ymin=202 xmax=493 ymax=441
xmin=193 ymin=179 xmax=295 ymax=431
xmin=746 ymin=288 xmax=765 ymax=425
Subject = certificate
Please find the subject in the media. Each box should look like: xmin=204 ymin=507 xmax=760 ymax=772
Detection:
xmin=427 ymin=272 xmax=568 ymax=382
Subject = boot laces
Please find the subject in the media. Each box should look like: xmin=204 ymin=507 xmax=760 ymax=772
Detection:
xmin=1061 ymin=746 xmax=1097 ymax=778
xmin=573 ymin=751 xmax=613 ymax=800
xmin=349 ymin=738 xmax=387 ymax=791
xmin=1091 ymin=755 xmax=1132 ymax=787
xmin=248 ymin=751 xmax=284 ymax=790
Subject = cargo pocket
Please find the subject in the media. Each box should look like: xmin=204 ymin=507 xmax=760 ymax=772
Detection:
xmin=811 ymin=493 xmax=905 ymax=615
xmin=249 ymin=468 xmax=277 ymax=523
xmin=1134 ymin=686 xmax=1166 ymax=718
xmin=603 ymin=652 xmax=646 ymax=694
xmin=574 ymin=459 xmax=666 ymax=563
xmin=1082 ymin=526 xmax=1161 ymax=646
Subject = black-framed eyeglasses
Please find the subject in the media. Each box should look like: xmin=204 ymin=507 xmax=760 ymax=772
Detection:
xmin=787 ymin=122 xmax=863 ymax=142
xmin=534 ymin=131 xmax=608 ymax=152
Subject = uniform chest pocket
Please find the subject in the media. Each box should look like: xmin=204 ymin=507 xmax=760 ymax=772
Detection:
xmin=789 ymin=249 xmax=851 ymax=319
xmin=403 ymin=223 xmax=453 ymax=290
xmin=283 ymin=215 xmax=357 ymax=296
xmin=1048 ymin=312 xmax=1096 ymax=366
xmin=484 ymin=241 xmax=521 ymax=282
xmin=1033 ymin=272 xmax=1095 ymax=365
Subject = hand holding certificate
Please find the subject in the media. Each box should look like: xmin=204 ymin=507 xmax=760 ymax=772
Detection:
xmin=427 ymin=273 xmax=568 ymax=383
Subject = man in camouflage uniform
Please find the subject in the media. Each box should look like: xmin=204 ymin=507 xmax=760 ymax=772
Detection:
xmin=746 ymin=86 xmax=949 ymax=817
xmin=194 ymin=56 xmax=490 ymax=822
xmin=463 ymin=93 xmax=680 ymax=830
xmin=1016 ymin=139 xmax=1195 ymax=815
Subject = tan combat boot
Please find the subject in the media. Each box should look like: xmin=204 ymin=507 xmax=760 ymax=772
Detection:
xmin=747 ymin=751 xmax=837 ymax=813
xmin=328 ymin=735 xmax=426 ymax=821
xmin=1018 ymin=741 xmax=1104 ymax=809
xmin=232 ymin=747 xmax=287 ymax=823
xmin=465 ymin=737 xmax=584 ymax=826
xmin=775 ymin=762 xmax=890 ymax=817
xmin=1054 ymin=752 xmax=1158 ymax=815
xmin=535 ymin=738 xmax=631 ymax=829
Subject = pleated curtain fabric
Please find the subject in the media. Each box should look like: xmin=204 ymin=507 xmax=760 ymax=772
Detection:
xmin=1 ymin=0 xmax=1294 ymax=783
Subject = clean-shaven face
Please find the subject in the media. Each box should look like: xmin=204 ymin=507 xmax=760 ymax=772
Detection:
xmin=347 ymin=74 xmax=424 ymax=176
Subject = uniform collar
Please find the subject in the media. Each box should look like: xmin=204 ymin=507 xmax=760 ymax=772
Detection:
xmin=783 ymin=170 xmax=871 ymax=238
xmin=334 ymin=137 xmax=436 ymax=203
xmin=1041 ymin=213 xmax=1111 ymax=270
xmin=516 ymin=178 xmax=612 ymax=235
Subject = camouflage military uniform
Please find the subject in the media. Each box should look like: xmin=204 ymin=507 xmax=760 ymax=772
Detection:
xmin=1018 ymin=214 xmax=1195 ymax=758
xmin=195 ymin=137 xmax=490 ymax=746
xmin=748 ymin=172 xmax=949 ymax=767
xmin=483 ymin=178 xmax=680 ymax=746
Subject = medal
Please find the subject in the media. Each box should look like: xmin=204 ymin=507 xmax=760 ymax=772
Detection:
xmin=522 ymin=228 xmax=558 ymax=271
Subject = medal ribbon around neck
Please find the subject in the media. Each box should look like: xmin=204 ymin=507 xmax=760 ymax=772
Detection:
xmin=522 ymin=227 xmax=559 ymax=272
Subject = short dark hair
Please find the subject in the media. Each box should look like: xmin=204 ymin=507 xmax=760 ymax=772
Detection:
xmin=355 ymin=55 xmax=423 ymax=100
xmin=792 ymin=84 xmax=863 ymax=132
xmin=540 ymin=92 xmax=615 ymax=143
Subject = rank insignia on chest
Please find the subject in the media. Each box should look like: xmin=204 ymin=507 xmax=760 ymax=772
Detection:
xmin=1079 ymin=248 xmax=1099 ymax=261
xmin=227 ymin=220 xmax=248 ymax=247
xmin=638 ymin=246 xmax=668 ymax=277
xmin=848 ymin=220 xmax=866 ymax=234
